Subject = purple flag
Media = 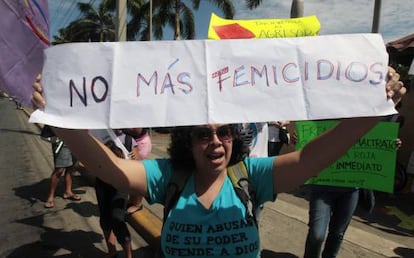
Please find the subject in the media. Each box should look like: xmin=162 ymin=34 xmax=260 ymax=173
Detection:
xmin=0 ymin=0 xmax=50 ymax=108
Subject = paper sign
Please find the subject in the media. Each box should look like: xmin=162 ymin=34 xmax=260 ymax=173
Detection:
xmin=295 ymin=121 xmax=399 ymax=192
xmin=207 ymin=13 xmax=320 ymax=39
xmin=29 ymin=33 xmax=396 ymax=129
xmin=0 ymin=0 xmax=50 ymax=108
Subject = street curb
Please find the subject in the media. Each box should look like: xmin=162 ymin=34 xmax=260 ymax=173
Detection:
xmin=126 ymin=207 xmax=162 ymax=251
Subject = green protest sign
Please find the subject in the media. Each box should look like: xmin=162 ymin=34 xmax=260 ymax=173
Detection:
xmin=295 ymin=121 xmax=399 ymax=193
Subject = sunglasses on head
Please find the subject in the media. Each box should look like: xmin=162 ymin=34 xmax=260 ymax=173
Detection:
xmin=192 ymin=125 xmax=233 ymax=142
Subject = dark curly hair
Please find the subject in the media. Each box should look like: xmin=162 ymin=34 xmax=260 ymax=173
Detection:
xmin=167 ymin=124 xmax=248 ymax=171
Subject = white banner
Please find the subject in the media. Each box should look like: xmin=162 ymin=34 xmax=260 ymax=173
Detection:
xmin=29 ymin=33 xmax=396 ymax=129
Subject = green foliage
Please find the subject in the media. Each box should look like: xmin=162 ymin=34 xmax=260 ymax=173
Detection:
xmin=245 ymin=0 xmax=262 ymax=10
xmin=53 ymin=0 xmax=235 ymax=43
xmin=152 ymin=0 xmax=234 ymax=40
xmin=53 ymin=0 xmax=116 ymax=44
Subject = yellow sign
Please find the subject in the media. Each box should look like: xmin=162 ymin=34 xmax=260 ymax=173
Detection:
xmin=208 ymin=13 xmax=320 ymax=39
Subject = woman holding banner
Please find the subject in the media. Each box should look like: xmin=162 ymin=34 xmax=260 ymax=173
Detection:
xmin=32 ymin=68 xmax=405 ymax=258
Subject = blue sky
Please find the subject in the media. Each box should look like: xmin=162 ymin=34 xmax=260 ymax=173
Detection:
xmin=49 ymin=0 xmax=414 ymax=43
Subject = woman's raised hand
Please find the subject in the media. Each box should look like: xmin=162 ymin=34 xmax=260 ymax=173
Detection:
xmin=32 ymin=74 xmax=46 ymax=109
xmin=386 ymin=67 xmax=406 ymax=105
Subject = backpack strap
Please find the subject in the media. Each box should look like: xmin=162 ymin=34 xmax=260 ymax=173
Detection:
xmin=163 ymin=168 xmax=191 ymax=224
xmin=163 ymin=161 xmax=257 ymax=225
xmin=227 ymin=161 xmax=257 ymax=226
xmin=125 ymin=134 xmax=133 ymax=152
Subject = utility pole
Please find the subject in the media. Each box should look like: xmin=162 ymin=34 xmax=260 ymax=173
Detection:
xmin=290 ymin=0 xmax=304 ymax=18
xmin=371 ymin=0 xmax=381 ymax=33
xmin=116 ymin=0 xmax=127 ymax=41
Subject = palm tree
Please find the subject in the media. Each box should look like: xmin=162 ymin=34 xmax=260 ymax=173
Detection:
xmin=70 ymin=0 xmax=116 ymax=42
xmin=55 ymin=0 xmax=156 ymax=42
xmin=123 ymin=0 xmax=165 ymax=41
xmin=153 ymin=0 xmax=235 ymax=40
xmin=52 ymin=0 xmax=117 ymax=44
xmin=54 ymin=0 xmax=235 ymax=42
xmin=105 ymin=0 xmax=159 ymax=41
xmin=52 ymin=28 xmax=72 ymax=45
xmin=245 ymin=0 xmax=262 ymax=9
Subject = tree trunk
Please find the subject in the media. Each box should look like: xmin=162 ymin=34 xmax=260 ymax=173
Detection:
xmin=174 ymin=0 xmax=181 ymax=40
xmin=116 ymin=0 xmax=127 ymax=41
xmin=371 ymin=0 xmax=382 ymax=33
xmin=290 ymin=0 xmax=304 ymax=18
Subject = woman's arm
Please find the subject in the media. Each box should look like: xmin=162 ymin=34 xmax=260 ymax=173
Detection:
xmin=272 ymin=117 xmax=379 ymax=193
xmin=55 ymin=128 xmax=148 ymax=197
xmin=272 ymin=67 xmax=406 ymax=193
xmin=32 ymin=75 xmax=149 ymax=197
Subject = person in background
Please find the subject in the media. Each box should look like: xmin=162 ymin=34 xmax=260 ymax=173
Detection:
xmin=44 ymin=133 xmax=81 ymax=208
xmin=121 ymin=128 xmax=153 ymax=215
xmin=268 ymin=121 xmax=290 ymax=156
xmin=303 ymin=137 xmax=402 ymax=258
xmin=90 ymin=129 xmax=141 ymax=258
xmin=237 ymin=122 xmax=268 ymax=157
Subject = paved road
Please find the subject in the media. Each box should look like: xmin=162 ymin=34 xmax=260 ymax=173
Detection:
xmin=0 ymin=97 xmax=153 ymax=257
xmin=1 ymin=96 xmax=413 ymax=257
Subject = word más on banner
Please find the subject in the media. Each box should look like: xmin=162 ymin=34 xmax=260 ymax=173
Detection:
xmin=207 ymin=12 xmax=320 ymax=39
